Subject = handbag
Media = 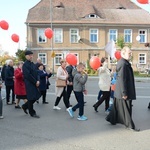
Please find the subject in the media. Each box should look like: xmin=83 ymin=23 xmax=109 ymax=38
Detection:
xmin=56 ymin=79 xmax=66 ymax=87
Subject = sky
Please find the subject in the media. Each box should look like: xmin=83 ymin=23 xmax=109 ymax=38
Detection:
xmin=0 ymin=0 xmax=150 ymax=56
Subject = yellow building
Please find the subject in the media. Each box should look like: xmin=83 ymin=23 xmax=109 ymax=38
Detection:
xmin=25 ymin=0 xmax=150 ymax=72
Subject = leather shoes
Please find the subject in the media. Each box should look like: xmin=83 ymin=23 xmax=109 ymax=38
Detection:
xmin=31 ymin=114 xmax=40 ymax=118
xmin=93 ymin=105 xmax=98 ymax=112
xmin=22 ymin=106 xmax=28 ymax=114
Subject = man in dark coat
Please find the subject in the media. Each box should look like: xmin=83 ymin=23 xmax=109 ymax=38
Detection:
xmin=22 ymin=50 xmax=41 ymax=118
xmin=106 ymin=46 xmax=140 ymax=131
xmin=4 ymin=60 xmax=15 ymax=104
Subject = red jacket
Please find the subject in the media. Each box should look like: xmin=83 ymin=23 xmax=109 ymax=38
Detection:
xmin=14 ymin=68 xmax=26 ymax=95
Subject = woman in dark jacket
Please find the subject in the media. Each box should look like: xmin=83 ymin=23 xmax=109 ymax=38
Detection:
xmin=37 ymin=64 xmax=52 ymax=104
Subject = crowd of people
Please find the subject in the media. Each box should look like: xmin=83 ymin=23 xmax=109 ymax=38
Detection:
xmin=0 ymin=46 xmax=143 ymax=131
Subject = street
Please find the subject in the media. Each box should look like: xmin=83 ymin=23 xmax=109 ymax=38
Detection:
xmin=0 ymin=77 xmax=150 ymax=150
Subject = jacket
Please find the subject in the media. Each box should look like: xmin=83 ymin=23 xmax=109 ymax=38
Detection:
xmin=114 ymin=58 xmax=136 ymax=100
xmin=22 ymin=60 xmax=41 ymax=100
xmin=5 ymin=65 xmax=14 ymax=86
xmin=73 ymin=72 xmax=88 ymax=92
xmin=14 ymin=68 xmax=26 ymax=95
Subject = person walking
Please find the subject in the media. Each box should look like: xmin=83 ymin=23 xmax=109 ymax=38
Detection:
xmin=67 ymin=63 xmax=88 ymax=121
xmin=0 ymin=76 xmax=3 ymax=119
xmin=53 ymin=59 xmax=70 ymax=111
xmin=106 ymin=46 xmax=140 ymax=132
xmin=14 ymin=61 xmax=27 ymax=108
xmin=22 ymin=50 xmax=41 ymax=118
xmin=93 ymin=57 xmax=111 ymax=112
xmin=37 ymin=63 xmax=52 ymax=104
xmin=4 ymin=59 xmax=15 ymax=105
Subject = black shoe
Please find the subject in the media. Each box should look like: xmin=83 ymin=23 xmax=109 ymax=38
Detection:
xmin=148 ymin=103 xmax=150 ymax=109
xmin=12 ymin=101 xmax=16 ymax=104
xmin=15 ymin=105 xmax=21 ymax=109
xmin=22 ymin=106 xmax=28 ymax=114
xmin=43 ymin=102 xmax=49 ymax=104
xmin=93 ymin=105 xmax=98 ymax=112
xmin=31 ymin=114 xmax=40 ymax=118
xmin=126 ymin=127 xmax=140 ymax=132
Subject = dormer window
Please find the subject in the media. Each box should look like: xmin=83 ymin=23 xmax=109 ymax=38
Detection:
xmin=85 ymin=14 xmax=99 ymax=18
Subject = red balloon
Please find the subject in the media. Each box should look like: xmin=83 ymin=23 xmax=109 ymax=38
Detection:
xmin=89 ymin=56 xmax=101 ymax=70
xmin=115 ymin=51 xmax=121 ymax=60
xmin=137 ymin=0 xmax=149 ymax=4
xmin=45 ymin=28 xmax=53 ymax=39
xmin=66 ymin=53 xmax=77 ymax=66
xmin=11 ymin=34 xmax=19 ymax=43
xmin=0 ymin=20 xmax=9 ymax=30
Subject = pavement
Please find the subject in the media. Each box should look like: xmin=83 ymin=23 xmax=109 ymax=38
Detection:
xmin=0 ymin=77 xmax=150 ymax=150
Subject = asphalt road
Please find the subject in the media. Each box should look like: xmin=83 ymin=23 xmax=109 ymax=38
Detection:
xmin=0 ymin=77 xmax=150 ymax=150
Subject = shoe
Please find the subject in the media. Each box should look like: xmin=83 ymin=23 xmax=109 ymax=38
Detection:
xmin=7 ymin=102 xmax=12 ymax=105
xmin=77 ymin=115 xmax=88 ymax=121
xmin=22 ymin=106 xmax=28 ymax=114
xmin=12 ymin=101 xmax=16 ymax=104
xmin=36 ymin=100 xmax=39 ymax=104
xmin=15 ymin=105 xmax=21 ymax=109
xmin=105 ymin=110 xmax=110 ymax=115
xmin=93 ymin=105 xmax=98 ymax=112
xmin=43 ymin=102 xmax=49 ymax=104
xmin=148 ymin=103 xmax=150 ymax=109
xmin=31 ymin=114 xmax=40 ymax=118
xmin=53 ymin=106 xmax=61 ymax=110
xmin=126 ymin=127 xmax=140 ymax=132
xmin=67 ymin=107 xmax=74 ymax=117
xmin=0 ymin=116 xmax=4 ymax=119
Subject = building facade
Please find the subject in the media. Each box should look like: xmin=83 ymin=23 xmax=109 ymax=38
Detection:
xmin=26 ymin=0 xmax=150 ymax=72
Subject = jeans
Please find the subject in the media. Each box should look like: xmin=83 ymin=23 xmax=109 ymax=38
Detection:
xmin=72 ymin=91 xmax=84 ymax=116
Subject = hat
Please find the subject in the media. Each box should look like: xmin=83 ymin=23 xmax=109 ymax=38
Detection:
xmin=25 ymin=50 xmax=33 ymax=55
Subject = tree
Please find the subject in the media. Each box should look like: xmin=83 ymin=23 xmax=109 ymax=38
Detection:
xmin=15 ymin=49 xmax=26 ymax=61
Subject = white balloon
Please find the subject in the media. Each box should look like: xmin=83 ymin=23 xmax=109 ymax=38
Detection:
xmin=136 ymin=35 xmax=141 ymax=41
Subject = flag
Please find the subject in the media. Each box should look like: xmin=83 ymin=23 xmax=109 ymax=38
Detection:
xmin=105 ymin=40 xmax=116 ymax=59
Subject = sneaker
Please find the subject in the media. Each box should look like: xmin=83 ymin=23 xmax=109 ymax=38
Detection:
xmin=67 ymin=107 xmax=74 ymax=117
xmin=53 ymin=106 xmax=61 ymax=110
xmin=77 ymin=115 xmax=88 ymax=121
xmin=0 ymin=116 xmax=4 ymax=119
xmin=105 ymin=110 xmax=110 ymax=115
xmin=15 ymin=105 xmax=21 ymax=109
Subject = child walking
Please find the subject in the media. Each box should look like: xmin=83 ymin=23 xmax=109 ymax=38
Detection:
xmin=67 ymin=62 xmax=88 ymax=121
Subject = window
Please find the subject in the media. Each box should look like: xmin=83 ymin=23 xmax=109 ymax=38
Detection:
xmin=38 ymin=53 xmax=47 ymax=65
xmin=70 ymin=29 xmax=79 ymax=43
xmin=90 ymin=29 xmax=98 ymax=43
xmin=138 ymin=53 xmax=146 ymax=64
xmin=55 ymin=53 xmax=63 ymax=65
xmin=54 ymin=28 xmax=63 ymax=43
xmin=139 ymin=30 xmax=147 ymax=43
xmin=109 ymin=29 xmax=117 ymax=42
xmin=124 ymin=29 xmax=132 ymax=43
xmin=37 ymin=28 xmax=46 ymax=43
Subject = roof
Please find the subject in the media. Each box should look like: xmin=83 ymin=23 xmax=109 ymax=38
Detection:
xmin=26 ymin=0 xmax=150 ymax=25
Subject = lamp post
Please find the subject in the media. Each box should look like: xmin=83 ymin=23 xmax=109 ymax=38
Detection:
xmin=145 ymin=42 xmax=150 ymax=74
xmin=50 ymin=0 xmax=55 ymax=75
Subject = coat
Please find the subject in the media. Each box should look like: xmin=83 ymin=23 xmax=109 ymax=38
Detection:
xmin=114 ymin=58 xmax=136 ymax=100
xmin=98 ymin=62 xmax=111 ymax=91
xmin=4 ymin=65 xmax=14 ymax=86
xmin=55 ymin=66 xmax=68 ymax=97
xmin=38 ymin=70 xmax=52 ymax=91
xmin=14 ymin=68 xmax=26 ymax=95
xmin=22 ymin=60 xmax=41 ymax=101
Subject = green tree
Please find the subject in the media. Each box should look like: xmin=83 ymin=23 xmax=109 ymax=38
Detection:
xmin=15 ymin=49 xmax=26 ymax=61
